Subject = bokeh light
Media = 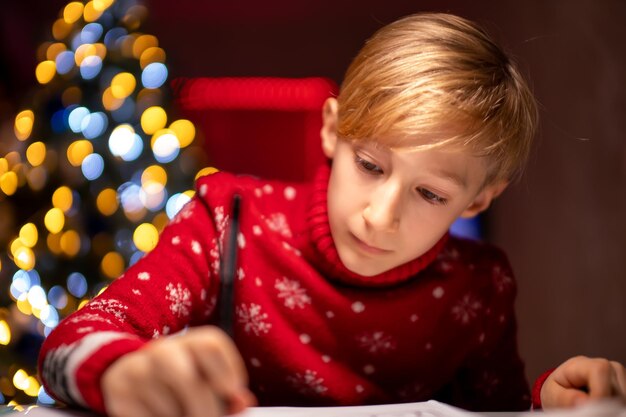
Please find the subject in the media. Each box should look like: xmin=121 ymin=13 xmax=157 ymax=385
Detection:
xmin=141 ymin=62 xmax=167 ymax=89
xmin=140 ymin=106 xmax=166 ymax=134
xmin=26 ymin=142 xmax=46 ymax=167
xmin=133 ymin=223 xmax=158 ymax=252
xmin=14 ymin=110 xmax=35 ymax=141
xmin=80 ymin=55 xmax=103 ymax=79
xmin=81 ymin=153 xmax=105 ymax=180
xmin=36 ymin=61 xmax=56 ymax=84
xmin=151 ymin=130 xmax=180 ymax=163
xmin=44 ymin=208 xmax=65 ymax=234
xmin=0 ymin=0 xmax=198 ymax=404
xmin=169 ymin=119 xmax=195 ymax=148
xmin=96 ymin=188 xmax=119 ymax=216
xmin=67 ymin=272 xmax=88 ymax=298
xmin=67 ymin=140 xmax=94 ymax=166
xmin=101 ymin=252 xmax=125 ymax=279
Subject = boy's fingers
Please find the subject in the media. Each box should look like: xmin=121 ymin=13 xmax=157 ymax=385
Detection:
xmin=610 ymin=361 xmax=626 ymax=399
xmin=585 ymin=359 xmax=614 ymax=399
xmin=190 ymin=327 xmax=249 ymax=391
xmin=554 ymin=387 xmax=589 ymax=408
xmin=138 ymin=377 xmax=183 ymax=417
xmin=152 ymin=344 xmax=213 ymax=417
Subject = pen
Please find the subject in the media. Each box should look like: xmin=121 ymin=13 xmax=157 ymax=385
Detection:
xmin=219 ymin=193 xmax=241 ymax=338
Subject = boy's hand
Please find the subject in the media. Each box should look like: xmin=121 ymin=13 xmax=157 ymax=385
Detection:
xmin=102 ymin=326 xmax=257 ymax=417
xmin=541 ymin=355 xmax=626 ymax=408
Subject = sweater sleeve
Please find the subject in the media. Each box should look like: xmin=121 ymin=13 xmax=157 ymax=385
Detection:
xmin=38 ymin=195 xmax=222 ymax=414
xmin=436 ymin=248 xmax=532 ymax=412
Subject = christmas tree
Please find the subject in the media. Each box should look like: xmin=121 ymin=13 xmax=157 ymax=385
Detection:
xmin=0 ymin=0 xmax=209 ymax=405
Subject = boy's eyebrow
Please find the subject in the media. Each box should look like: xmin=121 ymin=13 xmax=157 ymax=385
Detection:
xmin=432 ymin=169 xmax=468 ymax=189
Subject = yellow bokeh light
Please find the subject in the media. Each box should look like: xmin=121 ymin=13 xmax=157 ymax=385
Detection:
xmin=101 ymin=252 xmax=125 ymax=279
xmin=102 ymin=87 xmax=124 ymax=111
xmin=96 ymin=188 xmax=119 ymax=216
xmin=52 ymin=18 xmax=72 ymax=40
xmin=64 ymin=2 xmax=84 ymax=24
xmin=169 ymin=119 xmax=195 ymax=148
xmin=52 ymin=186 xmax=73 ymax=212
xmin=74 ymin=44 xmax=97 ymax=66
xmin=0 ymin=158 xmax=8 ymax=175
xmin=67 ymin=140 xmax=93 ymax=166
xmin=26 ymin=142 xmax=46 ymax=167
xmin=0 ymin=320 xmax=11 ymax=345
xmin=141 ymin=106 xmax=167 ymax=135
xmin=133 ymin=223 xmax=159 ymax=252
xmin=139 ymin=46 xmax=166 ymax=69
xmin=83 ymin=1 xmax=103 ymax=22
xmin=10 ymin=238 xmax=24 ymax=257
xmin=183 ymin=190 xmax=196 ymax=199
xmin=141 ymin=165 xmax=167 ymax=186
xmin=16 ymin=295 xmax=32 ymax=315
xmin=47 ymin=233 xmax=63 ymax=255
xmin=19 ymin=223 xmax=38 ymax=248
xmin=0 ymin=171 xmax=18 ymax=195
xmin=93 ymin=0 xmax=115 ymax=12
xmin=13 ymin=370 xmax=29 ymax=391
xmin=36 ymin=61 xmax=56 ymax=84
xmin=195 ymin=167 xmax=219 ymax=180
xmin=77 ymin=299 xmax=90 ymax=309
xmin=111 ymin=72 xmax=136 ymax=99
xmin=14 ymin=110 xmax=34 ymax=141
xmin=46 ymin=43 xmax=67 ymax=61
xmin=44 ymin=208 xmax=65 ymax=234
xmin=132 ymin=35 xmax=158 ymax=59
xmin=14 ymin=247 xmax=35 ymax=271
xmin=152 ymin=212 xmax=169 ymax=232
xmin=94 ymin=43 xmax=107 ymax=60
xmin=24 ymin=377 xmax=40 ymax=397
xmin=60 ymin=230 xmax=81 ymax=257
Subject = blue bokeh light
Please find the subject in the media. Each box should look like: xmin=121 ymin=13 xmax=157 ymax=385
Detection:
xmin=81 ymin=111 xmax=108 ymax=139
xmin=48 ymin=285 xmax=68 ymax=309
xmin=80 ymin=55 xmax=103 ymax=80
xmin=81 ymin=23 xmax=103 ymax=44
xmin=166 ymin=193 xmax=192 ymax=219
xmin=81 ymin=153 xmax=105 ymax=180
xmin=55 ymin=50 xmax=75 ymax=75
xmin=68 ymin=107 xmax=90 ymax=133
xmin=67 ymin=272 xmax=88 ymax=298
xmin=141 ymin=62 xmax=168 ymax=89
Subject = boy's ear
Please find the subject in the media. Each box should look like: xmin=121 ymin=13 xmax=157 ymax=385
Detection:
xmin=320 ymin=98 xmax=339 ymax=158
xmin=460 ymin=180 xmax=509 ymax=218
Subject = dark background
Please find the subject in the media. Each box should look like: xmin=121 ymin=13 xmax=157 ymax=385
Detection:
xmin=1 ymin=0 xmax=625 ymax=385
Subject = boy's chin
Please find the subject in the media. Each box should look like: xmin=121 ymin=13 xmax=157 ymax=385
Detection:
xmin=338 ymin=252 xmax=392 ymax=277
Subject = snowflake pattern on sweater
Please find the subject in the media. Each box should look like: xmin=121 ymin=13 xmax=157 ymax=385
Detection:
xmin=39 ymin=166 xmax=534 ymax=414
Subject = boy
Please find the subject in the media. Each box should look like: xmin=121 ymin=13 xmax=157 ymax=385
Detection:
xmin=38 ymin=12 xmax=625 ymax=417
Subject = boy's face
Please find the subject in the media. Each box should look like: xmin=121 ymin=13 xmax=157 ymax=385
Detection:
xmin=321 ymin=99 xmax=507 ymax=277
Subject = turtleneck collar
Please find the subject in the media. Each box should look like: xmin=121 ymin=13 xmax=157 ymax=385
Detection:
xmin=305 ymin=163 xmax=448 ymax=288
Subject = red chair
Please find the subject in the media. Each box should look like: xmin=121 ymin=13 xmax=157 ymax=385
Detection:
xmin=172 ymin=77 xmax=339 ymax=182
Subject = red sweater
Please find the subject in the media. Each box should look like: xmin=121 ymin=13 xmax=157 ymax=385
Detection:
xmin=38 ymin=165 xmax=536 ymax=413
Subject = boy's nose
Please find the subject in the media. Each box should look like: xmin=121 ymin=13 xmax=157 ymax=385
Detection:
xmin=362 ymin=183 xmax=401 ymax=232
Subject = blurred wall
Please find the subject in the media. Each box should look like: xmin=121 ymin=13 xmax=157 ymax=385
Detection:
xmin=2 ymin=0 xmax=625 ymax=385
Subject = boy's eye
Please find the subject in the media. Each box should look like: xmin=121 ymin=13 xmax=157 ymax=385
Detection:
xmin=417 ymin=187 xmax=447 ymax=205
xmin=355 ymin=155 xmax=383 ymax=175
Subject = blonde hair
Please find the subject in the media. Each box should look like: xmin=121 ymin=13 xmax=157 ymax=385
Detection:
xmin=337 ymin=13 xmax=538 ymax=184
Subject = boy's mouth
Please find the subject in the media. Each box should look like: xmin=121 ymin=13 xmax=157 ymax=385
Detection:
xmin=349 ymin=232 xmax=392 ymax=254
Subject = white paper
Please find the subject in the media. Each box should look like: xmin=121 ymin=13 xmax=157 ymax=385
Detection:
xmin=234 ymin=400 xmax=487 ymax=417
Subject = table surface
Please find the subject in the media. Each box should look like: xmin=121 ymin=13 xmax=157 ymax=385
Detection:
xmin=3 ymin=401 xmax=625 ymax=417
